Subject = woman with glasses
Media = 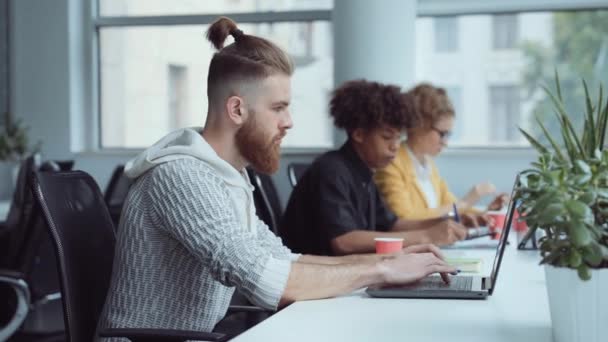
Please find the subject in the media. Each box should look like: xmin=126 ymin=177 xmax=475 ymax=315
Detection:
xmin=374 ymin=83 xmax=507 ymax=227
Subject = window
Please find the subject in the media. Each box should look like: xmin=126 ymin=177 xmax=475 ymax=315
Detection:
xmin=416 ymin=10 xmax=608 ymax=147
xmin=168 ymin=65 xmax=188 ymax=131
xmin=489 ymin=86 xmax=520 ymax=143
xmin=493 ymin=14 xmax=519 ymax=49
xmin=434 ymin=16 xmax=459 ymax=52
xmin=0 ymin=0 xmax=7 ymax=116
xmin=97 ymin=2 xmax=333 ymax=149
xmin=445 ymin=86 xmax=463 ymax=141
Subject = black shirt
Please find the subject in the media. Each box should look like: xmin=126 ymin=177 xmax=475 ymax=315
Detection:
xmin=280 ymin=141 xmax=398 ymax=256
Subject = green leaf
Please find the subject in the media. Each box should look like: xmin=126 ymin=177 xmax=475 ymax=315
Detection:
xmin=568 ymin=249 xmax=582 ymax=268
xmin=570 ymin=224 xmax=593 ymax=247
xmin=596 ymin=84 xmax=604 ymax=147
xmin=542 ymin=84 xmax=587 ymax=159
xmin=594 ymin=148 xmax=602 ymax=160
xmin=518 ymin=127 xmax=549 ymax=155
xmin=578 ymin=191 xmax=597 ymax=205
xmin=583 ymin=80 xmax=597 ymax=155
xmin=564 ymin=199 xmax=593 ymax=222
xmin=538 ymin=203 xmax=566 ymax=225
xmin=540 ymin=248 xmax=562 ymax=265
xmin=534 ymin=115 xmax=567 ymax=163
xmin=554 ymin=69 xmax=563 ymax=101
xmin=574 ymin=160 xmax=591 ymax=174
xmin=577 ymin=264 xmax=592 ymax=281
xmin=573 ymin=173 xmax=592 ymax=185
xmin=598 ymin=97 xmax=608 ymax=150
xmin=582 ymin=244 xmax=603 ymax=266
xmin=601 ymin=245 xmax=608 ymax=259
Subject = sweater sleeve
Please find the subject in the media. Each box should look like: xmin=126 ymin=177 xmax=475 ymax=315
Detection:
xmin=255 ymin=217 xmax=301 ymax=262
xmin=148 ymin=160 xmax=291 ymax=310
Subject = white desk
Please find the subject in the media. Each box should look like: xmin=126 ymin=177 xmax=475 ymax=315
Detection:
xmin=232 ymin=241 xmax=552 ymax=342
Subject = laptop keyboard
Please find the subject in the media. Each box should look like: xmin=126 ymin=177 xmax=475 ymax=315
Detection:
xmin=416 ymin=276 xmax=474 ymax=291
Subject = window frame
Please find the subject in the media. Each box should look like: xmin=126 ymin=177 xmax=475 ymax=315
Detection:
xmin=87 ymin=0 xmax=608 ymax=154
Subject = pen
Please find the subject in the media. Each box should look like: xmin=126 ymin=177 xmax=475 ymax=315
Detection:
xmin=452 ymin=203 xmax=460 ymax=223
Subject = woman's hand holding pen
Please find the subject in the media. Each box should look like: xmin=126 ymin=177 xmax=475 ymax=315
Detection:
xmin=487 ymin=193 xmax=509 ymax=211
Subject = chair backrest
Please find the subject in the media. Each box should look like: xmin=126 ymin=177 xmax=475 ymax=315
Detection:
xmin=104 ymin=165 xmax=133 ymax=227
xmin=31 ymin=170 xmax=116 ymax=342
xmin=287 ymin=163 xmax=310 ymax=187
xmin=246 ymin=168 xmax=282 ymax=235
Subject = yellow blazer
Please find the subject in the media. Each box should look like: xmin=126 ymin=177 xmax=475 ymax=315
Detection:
xmin=374 ymin=145 xmax=463 ymax=220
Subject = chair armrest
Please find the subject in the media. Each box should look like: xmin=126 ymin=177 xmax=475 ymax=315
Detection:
xmin=227 ymin=305 xmax=274 ymax=314
xmin=99 ymin=328 xmax=229 ymax=342
xmin=0 ymin=269 xmax=25 ymax=280
xmin=0 ymin=270 xmax=31 ymax=341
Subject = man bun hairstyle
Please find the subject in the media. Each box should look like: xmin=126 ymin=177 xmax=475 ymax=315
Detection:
xmin=205 ymin=17 xmax=294 ymax=102
xmin=329 ymin=79 xmax=418 ymax=133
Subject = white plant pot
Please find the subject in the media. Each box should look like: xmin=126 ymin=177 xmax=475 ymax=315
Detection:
xmin=544 ymin=265 xmax=608 ymax=342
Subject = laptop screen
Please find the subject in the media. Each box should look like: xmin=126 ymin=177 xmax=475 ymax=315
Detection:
xmin=487 ymin=175 xmax=520 ymax=295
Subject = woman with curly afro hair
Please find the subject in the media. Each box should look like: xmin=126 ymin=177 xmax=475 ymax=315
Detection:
xmin=281 ymin=80 xmax=468 ymax=256
xmin=374 ymin=83 xmax=509 ymax=228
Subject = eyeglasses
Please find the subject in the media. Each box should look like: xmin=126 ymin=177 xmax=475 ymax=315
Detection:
xmin=431 ymin=127 xmax=452 ymax=140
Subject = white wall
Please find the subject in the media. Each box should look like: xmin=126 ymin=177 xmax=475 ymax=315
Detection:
xmin=8 ymin=0 xmax=535 ymax=204
xmin=8 ymin=0 xmax=131 ymax=199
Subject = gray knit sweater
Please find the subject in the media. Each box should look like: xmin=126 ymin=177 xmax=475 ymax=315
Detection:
xmin=96 ymin=129 xmax=297 ymax=341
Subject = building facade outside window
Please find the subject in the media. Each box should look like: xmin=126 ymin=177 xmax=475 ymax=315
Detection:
xmin=96 ymin=2 xmax=608 ymax=149
xmin=98 ymin=0 xmax=334 ymax=149
xmin=434 ymin=16 xmax=459 ymax=52
xmin=493 ymin=14 xmax=519 ymax=49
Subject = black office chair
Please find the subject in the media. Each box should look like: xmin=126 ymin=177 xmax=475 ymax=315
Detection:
xmin=30 ymin=170 xmax=231 ymax=342
xmin=104 ymin=165 xmax=134 ymax=228
xmin=246 ymin=168 xmax=282 ymax=235
xmin=287 ymin=163 xmax=310 ymax=187
xmin=0 ymin=155 xmax=65 ymax=340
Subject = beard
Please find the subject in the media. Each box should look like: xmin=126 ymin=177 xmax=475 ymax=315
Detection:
xmin=235 ymin=112 xmax=284 ymax=175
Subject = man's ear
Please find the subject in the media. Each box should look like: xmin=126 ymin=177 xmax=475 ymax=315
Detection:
xmin=226 ymin=95 xmax=246 ymax=125
xmin=351 ymin=128 xmax=366 ymax=144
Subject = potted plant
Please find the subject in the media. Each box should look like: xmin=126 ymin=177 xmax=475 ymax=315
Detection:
xmin=517 ymin=72 xmax=608 ymax=342
xmin=0 ymin=111 xmax=40 ymax=185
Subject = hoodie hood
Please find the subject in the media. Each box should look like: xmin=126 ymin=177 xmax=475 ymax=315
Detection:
xmin=124 ymin=127 xmax=251 ymax=189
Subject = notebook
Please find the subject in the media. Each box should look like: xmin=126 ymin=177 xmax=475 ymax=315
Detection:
xmin=446 ymin=257 xmax=483 ymax=273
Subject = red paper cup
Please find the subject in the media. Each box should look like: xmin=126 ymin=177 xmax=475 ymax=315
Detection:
xmin=487 ymin=213 xmax=506 ymax=240
xmin=374 ymin=238 xmax=404 ymax=254
xmin=514 ymin=209 xmax=528 ymax=232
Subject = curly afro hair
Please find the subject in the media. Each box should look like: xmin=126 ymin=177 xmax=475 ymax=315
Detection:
xmin=329 ymin=79 xmax=417 ymax=133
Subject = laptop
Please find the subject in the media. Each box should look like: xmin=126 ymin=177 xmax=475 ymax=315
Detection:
xmin=366 ymin=176 xmax=520 ymax=300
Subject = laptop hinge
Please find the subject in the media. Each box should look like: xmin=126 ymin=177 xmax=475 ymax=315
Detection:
xmin=482 ymin=277 xmax=492 ymax=291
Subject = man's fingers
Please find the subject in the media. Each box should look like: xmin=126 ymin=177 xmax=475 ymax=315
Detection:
xmin=440 ymin=272 xmax=452 ymax=284
xmin=429 ymin=264 xmax=458 ymax=275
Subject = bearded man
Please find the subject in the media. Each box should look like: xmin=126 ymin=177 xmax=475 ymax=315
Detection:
xmin=96 ymin=17 xmax=456 ymax=340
